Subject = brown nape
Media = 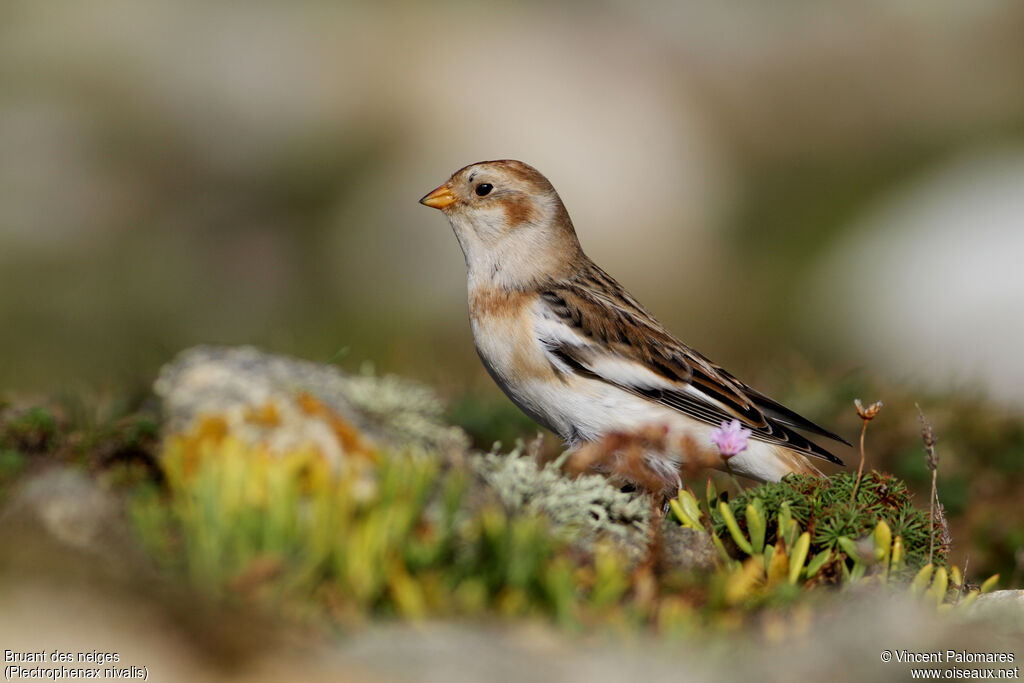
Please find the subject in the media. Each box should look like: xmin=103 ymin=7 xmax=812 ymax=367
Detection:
xmin=551 ymin=198 xmax=577 ymax=233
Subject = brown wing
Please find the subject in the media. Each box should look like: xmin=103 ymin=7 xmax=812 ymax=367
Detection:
xmin=536 ymin=262 xmax=847 ymax=465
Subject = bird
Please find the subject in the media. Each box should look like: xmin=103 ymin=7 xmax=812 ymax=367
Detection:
xmin=419 ymin=159 xmax=847 ymax=493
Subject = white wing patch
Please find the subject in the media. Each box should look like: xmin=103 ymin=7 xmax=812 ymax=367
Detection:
xmin=534 ymin=300 xmax=681 ymax=391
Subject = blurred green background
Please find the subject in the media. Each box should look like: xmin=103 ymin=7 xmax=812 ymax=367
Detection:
xmin=2 ymin=0 xmax=1024 ymax=577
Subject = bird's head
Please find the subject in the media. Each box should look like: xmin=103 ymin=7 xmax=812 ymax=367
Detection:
xmin=419 ymin=160 xmax=583 ymax=288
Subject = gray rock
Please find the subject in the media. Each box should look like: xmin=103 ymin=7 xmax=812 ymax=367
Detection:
xmin=154 ymin=345 xmax=468 ymax=469
xmin=972 ymin=590 xmax=1024 ymax=614
xmin=2 ymin=466 xmax=120 ymax=552
xmin=0 ymin=465 xmax=148 ymax=583
xmin=660 ymin=524 xmax=717 ymax=572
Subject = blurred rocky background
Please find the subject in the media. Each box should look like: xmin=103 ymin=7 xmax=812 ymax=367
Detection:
xmin=3 ymin=0 xmax=1022 ymax=398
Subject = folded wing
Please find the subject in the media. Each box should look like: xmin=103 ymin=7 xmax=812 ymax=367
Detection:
xmin=535 ymin=267 xmax=847 ymax=465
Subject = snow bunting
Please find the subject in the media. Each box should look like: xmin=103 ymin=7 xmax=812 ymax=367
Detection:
xmin=420 ymin=159 xmax=847 ymax=489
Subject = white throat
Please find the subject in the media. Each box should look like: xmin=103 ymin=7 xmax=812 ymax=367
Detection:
xmin=447 ymin=194 xmax=576 ymax=293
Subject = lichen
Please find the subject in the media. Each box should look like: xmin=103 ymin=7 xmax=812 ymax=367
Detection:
xmin=471 ymin=448 xmax=651 ymax=554
xmin=340 ymin=370 xmax=469 ymax=454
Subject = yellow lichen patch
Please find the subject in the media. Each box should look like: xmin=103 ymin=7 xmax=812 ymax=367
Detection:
xmin=243 ymin=401 xmax=281 ymax=427
xmin=172 ymin=415 xmax=230 ymax=478
xmin=295 ymin=391 xmax=377 ymax=462
xmin=194 ymin=414 xmax=229 ymax=442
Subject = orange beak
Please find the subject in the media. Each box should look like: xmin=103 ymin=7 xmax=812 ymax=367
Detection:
xmin=419 ymin=184 xmax=456 ymax=210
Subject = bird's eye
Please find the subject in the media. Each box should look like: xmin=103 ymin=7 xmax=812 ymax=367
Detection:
xmin=475 ymin=183 xmax=493 ymax=197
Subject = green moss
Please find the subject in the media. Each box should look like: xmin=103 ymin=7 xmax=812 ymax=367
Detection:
xmin=0 ymin=406 xmax=59 ymax=452
xmin=712 ymin=471 xmax=946 ymax=575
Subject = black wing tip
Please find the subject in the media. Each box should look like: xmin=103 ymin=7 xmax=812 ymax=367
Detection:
xmin=797 ymin=434 xmax=845 ymax=467
xmin=761 ymin=403 xmax=853 ymax=449
xmin=814 ymin=426 xmax=853 ymax=449
xmin=816 ymin=447 xmax=845 ymax=467
xmin=746 ymin=388 xmax=853 ymax=448
xmin=777 ymin=421 xmax=846 ymax=467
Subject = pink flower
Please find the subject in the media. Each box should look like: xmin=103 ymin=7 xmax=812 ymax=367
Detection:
xmin=709 ymin=419 xmax=752 ymax=457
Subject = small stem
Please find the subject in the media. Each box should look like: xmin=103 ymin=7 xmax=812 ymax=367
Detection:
xmin=929 ymin=468 xmax=937 ymax=565
xmin=723 ymin=458 xmax=746 ymax=495
xmin=850 ymin=418 xmax=868 ymax=504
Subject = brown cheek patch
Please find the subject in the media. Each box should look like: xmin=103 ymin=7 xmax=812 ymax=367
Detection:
xmin=502 ymin=196 xmax=537 ymax=226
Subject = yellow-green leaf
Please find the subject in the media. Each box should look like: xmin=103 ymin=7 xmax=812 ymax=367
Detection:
xmin=767 ymin=543 xmax=789 ymax=586
xmin=980 ymin=574 xmax=1000 ymax=594
xmin=891 ymin=535 xmax=904 ymax=572
xmin=806 ymin=549 xmax=832 ymax=579
xmin=950 ymin=565 xmax=963 ymax=589
xmin=928 ymin=567 xmax=948 ymax=606
xmin=746 ymin=503 xmax=766 ymax=554
xmin=910 ymin=563 xmax=934 ymax=596
xmin=670 ymin=499 xmax=700 ymax=530
xmin=678 ymin=489 xmax=703 ymax=524
xmin=788 ymin=532 xmax=811 ymax=585
xmin=873 ymin=521 xmax=892 ymax=563
xmin=719 ymin=501 xmax=753 ymax=555
xmin=710 ymin=532 xmax=734 ymax=565
xmin=837 ymin=536 xmax=861 ymax=564
xmin=724 ymin=558 xmax=763 ymax=605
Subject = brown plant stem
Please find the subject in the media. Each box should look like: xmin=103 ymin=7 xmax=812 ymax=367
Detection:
xmin=850 ymin=399 xmax=881 ymax=505
xmin=929 ymin=470 xmax=937 ymax=564
xmin=850 ymin=418 xmax=868 ymax=505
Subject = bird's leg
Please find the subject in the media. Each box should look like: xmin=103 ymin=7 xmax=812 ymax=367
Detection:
xmin=660 ymin=487 xmax=677 ymax=517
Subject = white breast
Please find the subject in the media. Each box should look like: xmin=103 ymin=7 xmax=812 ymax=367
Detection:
xmin=469 ymin=295 xmax=682 ymax=443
